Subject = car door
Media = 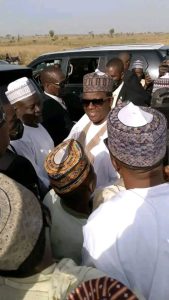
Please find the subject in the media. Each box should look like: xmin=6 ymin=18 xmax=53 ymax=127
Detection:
xmin=63 ymin=56 xmax=100 ymax=121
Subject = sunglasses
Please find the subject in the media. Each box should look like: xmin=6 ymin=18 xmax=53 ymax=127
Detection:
xmin=81 ymin=98 xmax=109 ymax=107
xmin=51 ymin=80 xmax=66 ymax=88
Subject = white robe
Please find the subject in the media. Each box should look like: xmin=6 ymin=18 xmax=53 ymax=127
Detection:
xmin=44 ymin=189 xmax=87 ymax=264
xmin=83 ymin=183 xmax=169 ymax=300
xmin=10 ymin=124 xmax=54 ymax=188
xmin=66 ymin=114 xmax=118 ymax=188
xmin=0 ymin=259 xmax=105 ymax=300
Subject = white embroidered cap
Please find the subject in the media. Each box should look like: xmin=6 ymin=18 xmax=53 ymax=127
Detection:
xmin=5 ymin=77 xmax=36 ymax=105
xmin=118 ymin=102 xmax=153 ymax=127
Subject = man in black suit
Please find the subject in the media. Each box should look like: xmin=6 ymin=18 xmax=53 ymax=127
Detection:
xmin=106 ymin=56 xmax=151 ymax=106
xmin=40 ymin=66 xmax=73 ymax=146
xmin=118 ymin=52 xmax=151 ymax=105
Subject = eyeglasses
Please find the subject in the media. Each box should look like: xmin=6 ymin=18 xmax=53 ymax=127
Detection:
xmin=81 ymin=98 xmax=109 ymax=107
xmin=51 ymin=80 xmax=66 ymax=88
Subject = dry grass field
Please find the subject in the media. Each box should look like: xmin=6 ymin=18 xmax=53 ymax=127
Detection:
xmin=0 ymin=33 xmax=169 ymax=65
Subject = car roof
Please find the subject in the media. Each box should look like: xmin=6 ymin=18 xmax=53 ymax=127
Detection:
xmin=0 ymin=64 xmax=33 ymax=86
xmin=0 ymin=60 xmax=9 ymax=65
xmin=39 ymin=43 xmax=166 ymax=56
xmin=0 ymin=64 xmax=32 ymax=72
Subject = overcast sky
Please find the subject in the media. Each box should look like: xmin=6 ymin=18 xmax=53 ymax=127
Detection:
xmin=0 ymin=0 xmax=169 ymax=35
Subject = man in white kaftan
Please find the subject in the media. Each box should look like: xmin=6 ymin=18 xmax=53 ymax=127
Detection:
xmin=67 ymin=71 xmax=118 ymax=188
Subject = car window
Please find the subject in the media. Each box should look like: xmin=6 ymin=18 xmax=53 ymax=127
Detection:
xmin=143 ymin=51 xmax=162 ymax=79
xmin=106 ymin=51 xmax=148 ymax=71
xmin=33 ymin=59 xmax=62 ymax=75
xmin=0 ymin=84 xmax=10 ymax=103
xmin=67 ymin=57 xmax=99 ymax=84
xmin=31 ymin=59 xmax=62 ymax=89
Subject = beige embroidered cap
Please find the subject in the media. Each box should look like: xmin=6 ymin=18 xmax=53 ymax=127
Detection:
xmin=0 ymin=173 xmax=43 ymax=271
xmin=83 ymin=71 xmax=114 ymax=93
xmin=44 ymin=139 xmax=91 ymax=194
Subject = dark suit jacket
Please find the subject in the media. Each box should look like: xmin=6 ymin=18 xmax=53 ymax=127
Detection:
xmin=0 ymin=149 xmax=42 ymax=199
xmin=118 ymin=70 xmax=151 ymax=106
xmin=42 ymin=94 xmax=73 ymax=146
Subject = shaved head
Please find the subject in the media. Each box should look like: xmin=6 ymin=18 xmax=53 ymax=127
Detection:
xmin=40 ymin=66 xmax=65 ymax=96
xmin=106 ymin=58 xmax=124 ymax=73
xmin=118 ymin=52 xmax=132 ymax=71
xmin=40 ymin=66 xmax=65 ymax=85
xmin=106 ymin=58 xmax=124 ymax=86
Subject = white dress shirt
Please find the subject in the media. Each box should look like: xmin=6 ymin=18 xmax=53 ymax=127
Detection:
xmin=112 ymin=82 xmax=124 ymax=108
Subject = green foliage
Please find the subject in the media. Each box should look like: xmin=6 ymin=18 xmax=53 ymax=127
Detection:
xmin=49 ymin=30 xmax=55 ymax=38
xmin=109 ymin=28 xmax=115 ymax=37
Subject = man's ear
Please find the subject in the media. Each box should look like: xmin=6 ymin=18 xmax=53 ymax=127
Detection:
xmin=164 ymin=165 xmax=169 ymax=181
xmin=13 ymin=103 xmax=20 ymax=116
xmin=110 ymin=156 xmax=122 ymax=174
xmin=45 ymin=82 xmax=51 ymax=90
xmin=109 ymin=97 xmax=113 ymax=107
xmin=13 ymin=104 xmax=17 ymax=111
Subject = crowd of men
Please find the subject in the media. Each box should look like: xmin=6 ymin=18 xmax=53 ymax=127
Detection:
xmin=0 ymin=52 xmax=169 ymax=299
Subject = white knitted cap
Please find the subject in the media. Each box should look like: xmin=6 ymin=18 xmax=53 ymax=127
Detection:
xmin=132 ymin=60 xmax=144 ymax=70
xmin=5 ymin=77 xmax=36 ymax=105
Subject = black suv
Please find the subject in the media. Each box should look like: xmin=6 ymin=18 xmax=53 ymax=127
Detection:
xmin=28 ymin=43 xmax=169 ymax=120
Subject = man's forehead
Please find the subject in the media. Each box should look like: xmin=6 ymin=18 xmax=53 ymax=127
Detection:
xmin=107 ymin=66 xmax=120 ymax=74
xmin=119 ymin=53 xmax=130 ymax=60
xmin=108 ymin=66 xmax=116 ymax=71
xmin=52 ymin=71 xmax=65 ymax=81
xmin=4 ymin=103 xmax=14 ymax=113
xmin=83 ymin=91 xmax=107 ymax=98
xmin=4 ymin=106 xmax=16 ymax=119
xmin=17 ymin=93 xmax=40 ymax=106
